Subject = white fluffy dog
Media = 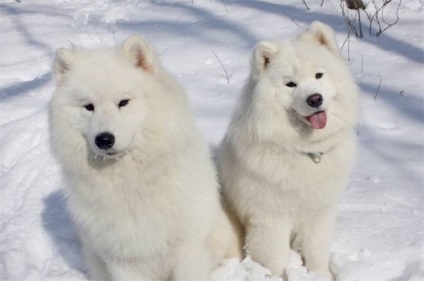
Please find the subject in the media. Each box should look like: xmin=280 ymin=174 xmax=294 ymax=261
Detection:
xmin=217 ymin=21 xmax=359 ymax=280
xmin=49 ymin=36 xmax=239 ymax=281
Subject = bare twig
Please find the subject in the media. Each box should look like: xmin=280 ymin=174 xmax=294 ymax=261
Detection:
xmin=340 ymin=1 xmax=361 ymax=38
xmin=302 ymin=0 xmax=310 ymax=10
xmin=374 ymin=77 xmax=382 ymax=101
xmin=348 ymin=29 xmax=351 ymax=61
xmin=340 ymin=28 xmax=353 ymax=62
xmin=340 ymin=28 xmax=351 ymax=51
xmin=221 ymin=0 xmax=229 ymax=13
xmin=377 ymin=0 xmax=401 ymax=36
xmin=340 ymin=0 xmax=401 ymax=38
xmin=340 ymin=29 xmax=353 ymax=61
xmin=364 ymin=0 xmax=402 ymax=37
xmin=368 ymin=0 xmax=384 ymax=34
xmin=320 ymin=0 xmax=325 ymax=7
xmin=282 ymin=11 xmax=301 ymax=30
xmin=212 ymin=51 xmax=235 ymax=84
xmin=357 ymin=9 xmax=363 ymax=38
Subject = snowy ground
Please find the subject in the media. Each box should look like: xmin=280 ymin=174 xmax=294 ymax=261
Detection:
xmin=1 ymin=0 xmax=423 ymax=280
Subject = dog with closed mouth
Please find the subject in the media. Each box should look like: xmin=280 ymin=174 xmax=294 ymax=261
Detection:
xmin=49 ymin=36 xmax=240 ymax=281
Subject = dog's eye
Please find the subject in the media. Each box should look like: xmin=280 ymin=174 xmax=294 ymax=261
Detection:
xmin=315 ymin=73 xmax=324 ymax=79
xmin=286 ymin=82 xmax=297 ymax=88
xmin=118 ymin=99 xmax=130 ymax=108
xmin=84 ymin=104 xmax=95 ymax=111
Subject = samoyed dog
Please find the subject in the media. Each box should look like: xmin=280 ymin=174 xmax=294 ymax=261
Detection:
xmin=217 ymin=22 xmax=359 ymax=280
xmin=49 ymin=36 xmax=239 ymax=281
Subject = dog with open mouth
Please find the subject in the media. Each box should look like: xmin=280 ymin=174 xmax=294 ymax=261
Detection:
xmin=217 ymin=21 xmax=359 ymax=280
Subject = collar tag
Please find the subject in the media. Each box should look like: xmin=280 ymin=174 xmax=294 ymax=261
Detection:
xmin=306 ymin=152 xmax=323 ymax=164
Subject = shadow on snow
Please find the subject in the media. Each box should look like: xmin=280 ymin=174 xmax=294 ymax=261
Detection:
xmin=41 ymin=190 xmax=87 ymax=276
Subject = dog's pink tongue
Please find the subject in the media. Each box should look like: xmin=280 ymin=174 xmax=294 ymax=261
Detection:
xmin=308 ymin=111 xmax=327 ymax=129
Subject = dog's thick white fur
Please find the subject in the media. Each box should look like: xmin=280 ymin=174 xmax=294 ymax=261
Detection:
xmin=49 ymin=36 xmax=240 ymax=281
xmin=217 ymin=21 xmax=359 ymax=280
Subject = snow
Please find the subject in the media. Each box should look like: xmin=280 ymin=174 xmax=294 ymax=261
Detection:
xmin=0 ymin=0 xmax=423 ymax=280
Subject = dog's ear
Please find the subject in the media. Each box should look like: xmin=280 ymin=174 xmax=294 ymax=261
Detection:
xmin=121 ymin=36 xmax=157 ymax=74
xmin=54 ymin=48 xmax=75 ymax=85
xmin=300 ymin=21 xmax=341 ymax=57
xmin=251 ymin=41 xmax=279 ymax=77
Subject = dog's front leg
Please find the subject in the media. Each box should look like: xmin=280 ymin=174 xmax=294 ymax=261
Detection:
xmin=245 ymin=219 xmax=291 ymax=280
xmin=107 ymin=260 xmax=157 ymax=281
xmin=300 ymin=207 xmax=336 ymax=280
xmin=172 ymin=242 xmax=213 ymax=281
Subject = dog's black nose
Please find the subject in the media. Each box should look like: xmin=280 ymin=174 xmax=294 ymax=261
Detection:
xmin=95 ymin=132 xmax=115 ymax=150
xmin=306 ymin=93 xmax=323 ymax=108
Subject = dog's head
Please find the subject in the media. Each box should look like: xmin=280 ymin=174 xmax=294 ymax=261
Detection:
xmin=51 ymin=36 xmax=159 ymax=160
xmin=250 ymin=21 xmax=357 ymax=131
